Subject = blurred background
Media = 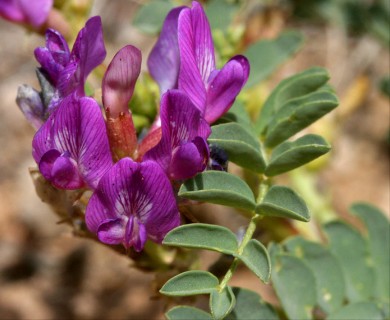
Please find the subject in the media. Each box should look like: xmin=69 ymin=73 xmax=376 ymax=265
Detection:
xmin=0 ymin=0 xmax=388 ymax=319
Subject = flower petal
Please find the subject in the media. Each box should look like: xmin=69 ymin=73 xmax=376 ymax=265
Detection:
xmin=97 ymin=218 xmax=126 ymax=245
xmin=125 ymin=216 xmax=147 ymax=252
xmin=205 ymin=56 xmax=249 ymax=123
xmin=147 ymin=6 xmax=185 ymax=94
xmin=19 ymin=0 xmax=52 ymax=27
xmin=16 ymin=84 xmax=45 ymax=130
xmin=103 ymin=45 xmax=141 ymax=117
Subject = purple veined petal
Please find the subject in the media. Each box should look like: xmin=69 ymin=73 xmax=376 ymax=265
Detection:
xmin=70 ymin=16 xmax=106 ymax=94
xmin=125 ymin=216 xmax=147 ymax=252
xmin=16 ymin=84 xmax=45 ymax=130
xmin=34 ymin=47 xmax=62 ymax=86
xmin=177 ymin=7 xmax=207 ymax=111
xmin=19 ymin=0 xmax=52 ymax=27
xmin=39 ymin=149 xmax=84 ymax=189
xmin=205 ymin=57 xmax=248 ymax=123
xmin=56 ymin=60 xmax=78 ymax=96
xmin=97 ymin=218 xmax=126 ymax=245
xmin=32 ymin=114 xmax=53 ymax=163
xmin=170 ymin=136 xmax=209 ymax=180
xmin=102 ymin=45 xmax=141 ymax=118
xmin=147 ymin=6 xmax=185 ymax=94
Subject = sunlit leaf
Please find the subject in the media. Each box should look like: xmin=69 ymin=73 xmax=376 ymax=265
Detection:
xmin=210 ymin=286 xmax=236 ymax=320
xmin=256 ymin=67 xmax=329 ymax=135
xmin=238 ymin=239 xmax=271 ymax=283
xmin=160 ymin=271 xmax=219 ymax=296
xmin=265 ymin=134 xmax=330 ymax=176
xmin=209 ymin=123 xmax=266 ymax=173
xmin=256 ymin=186 xmax=310 ymax=222
xmin=244 ymin=31 xmax=304 ymax=88
xmin=163 ymin=223 xmax=238 ymax=255
xmin=179 ymin=171 xmax=256 ymax=211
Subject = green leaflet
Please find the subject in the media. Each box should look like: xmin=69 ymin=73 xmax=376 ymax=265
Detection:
xmin=205 ymin=0 xmax=238 ymax=30
xmin=220 ymin=100 xmax=253 ymax=130
xmin=350 ymin=203 xmax=390 ymax=304
xmin=132 ymin=0 xmax=174 ymax=34
xmin=256 ymin=67 xmax=330 ymax=135
xmin=264 ymin=88 xmax=338 ymax=147
xmin=238 ymin=239 xmax=271 ymax=283
xmin=324 ymin=221 xmax=375 ymax=302
xmin=327 ymin=301 xmax=383 ymax=320
xmin=209 ymin=123 xmax=266 ymax=173
xmin=226 ymin=287 xmax=279 ymax=320
xmin=179 ymin=171 xmax=256 ymax=211
xmin=163 ymin=223 xmax=238 ymax=255
xmin=284 ymin=236 xmax=346 ymax=314
xmin=210 ymin=286 xmax=236 ymax=320
xmin=256 ymin=186 xmax=310 ymax=222
xmin=244 ymin=31 xmax=304 ymax=88
xmin=270 ymin=251 xmax=317 ymax=320
xmin=160 ymin=271 xmax=219 ymax=296
xmin=166 ymin=306 xmax=212 ymax=320
xmin=265 ymin=134 xmax=331 ymax=176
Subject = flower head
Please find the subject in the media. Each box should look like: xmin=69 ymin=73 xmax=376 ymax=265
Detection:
xmin=0 ymin=0 xmax=53 ymax=28
xmin=148 ymin=1 xmax=249 ymax=124
xmin=85 ymin=158 xmax=180 ymax=252
xmin=32 ymin=94 xmax=113 ymax=190
xmin=144 ymin=90 xmax=210 ymax=180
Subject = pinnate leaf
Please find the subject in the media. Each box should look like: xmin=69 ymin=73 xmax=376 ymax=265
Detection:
xmin=327 ymin=301 xmax=383 ymax=320
xmin=350 ymin=203 xmax=390 ymax=304
xmin=256 ymin=67 xmax=329 ymax=135
xmin=179 ymin=171 xmax=256 ymax=211
xmin=166 ymin=306 xmax=212 ymax=320
xmin=324 ymin=221 xmax=375 ymax=302
xmin=160 ymin=271 xmax=219 ymax=296
xmin=244 ymin=31 xmax=304 ymax=88
xmin=265 ymin=88 xmax=338 ymax=147
xmin=238 ymin=239 xmax=271 ymax=283
xmin=210 ymin=286 xmax=236 ymax=320
xmin=163 ymin=223 xmax=238 ymax=255
xmin=209 ymin=123 xmax=266 ymax=173
xmin=265 ymin=134 xmax=330 ymax=176
xmin=256 ymin=186 xmax=310 ymax=222
xmin=226 ymin=287 xmax=279 ymax=320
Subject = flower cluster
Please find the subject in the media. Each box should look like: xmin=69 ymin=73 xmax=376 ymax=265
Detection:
xmin=19 ymin=1 xmax=249 ymax=252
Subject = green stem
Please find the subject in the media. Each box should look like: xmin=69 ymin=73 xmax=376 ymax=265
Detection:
xmin=218 ymin=181 xmax=269 ymax=292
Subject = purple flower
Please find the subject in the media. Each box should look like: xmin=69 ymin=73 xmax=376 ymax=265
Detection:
xmin=34 ymin=16 xmax=106 ymax=112
xmin=32 ymin=94 xmax=113 ymax=190
xmin=143 ymin=90 xmax=210 ymax=181
xmin=147 ymin=1 xmax=249 ymax=124
xmin=85 ymin=158 xmax=180 ymax=252
xmin=0 ymin=0 xmax=52 ymax=28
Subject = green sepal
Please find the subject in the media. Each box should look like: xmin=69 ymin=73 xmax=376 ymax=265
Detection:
xmin=165 ymin=306 xmax=212 ymax=320
xmin=265 ymin=134 xmax=330 ymax=176
xmin=256 ymin=67 xmax=330 ymax=135
xmin=238 ymin=239 xmax=271 ymax=283
xmin=323 ymin=221 xmax=375 ymax=302
xmin=244 ymin=31 xmax=304 ymax=88
xmin=256 ymin=186 xmax=310 ymax=222
xmin=350 ymin=203 xmax=390 ymax=303
xmin=209 ymin=123 xmax=266 ymax=173
xmin=226 ymin=287 xmax=279 ymax=320
xmin=163 ymin=223 xmax=238 ymax=255
xmin=210 ymin=286 xmax=236 ymax=320
xmin=264 ymin=88 xmax=338 ymax=147
xmin=284 ymin=236 xmax=346 ymax=314
xmin=160 ymin=271 xmax=219 ymax=296
xmin=179 ymin=171 xmax=256 ymax=212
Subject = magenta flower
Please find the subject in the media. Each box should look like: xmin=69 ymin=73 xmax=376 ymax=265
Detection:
xmin=34 ymin=16 xmax=106 ymax=111
xmin=85 ymin=158 xmax=180 ymax=252
xmin=0 ymin=0 xmax=52 ymax=28
xmin=32 ymin=94 xmax=113 ymax=190
xmin=148 ymin=1 xmax=249 ymax=124
xmin=143 ymin=90 xmax=210 ymax=181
